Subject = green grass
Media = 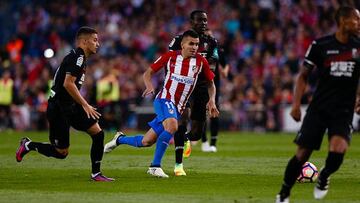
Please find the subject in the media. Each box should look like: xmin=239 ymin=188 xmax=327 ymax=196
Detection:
xmin=0 ymin=130 xmax=359 ymax=203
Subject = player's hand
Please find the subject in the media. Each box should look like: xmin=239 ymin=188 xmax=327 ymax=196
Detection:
xmin=355 ymin=97 xmax=360 ymax=114
xmin=220 ymin=66 xmax=229 ymax=78
xmin=206 ymin=100 xmax=220 ymax=118
xmin=82 ymin=104 xmax=101 ymax=120
xmin=142 ymin=87 xmax=155 ymax=97
xmin=290 ymin=105 xmax=301 ymax=122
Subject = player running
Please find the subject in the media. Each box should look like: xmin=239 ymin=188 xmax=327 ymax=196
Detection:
xmin=169 ymin=10 xmax=221 ymax=175
xmin=15 ymin=27 xmax=114 ymax=181
xmin=103 ymin=30 xmax=219 ymax=178
xmin=276 ymin=6 xmax=360 ymax=202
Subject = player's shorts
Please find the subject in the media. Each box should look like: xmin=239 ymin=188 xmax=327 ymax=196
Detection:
xmin=294 ymin=110 xmax=353 ymax=150
xmin=148 ymin=98 xmax=180 ymax=135
xmin=190 ymin=86 xmax=210 ymax=121
xmin=47 ymin=100 xmax=97 ymax=149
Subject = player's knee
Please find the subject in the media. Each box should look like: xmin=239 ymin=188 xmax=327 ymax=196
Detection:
xmin=329 ymin=136 xmax=348 ymax=153
xmin=164 ymin=125 xmax=177 ymax=134
xmin=142 ymin=139 xmax=155 ymax=147
xmin=163 ymin=118 xmax=178 ymax=134
xmin=295 ymin=147 xmax=312 ymax=162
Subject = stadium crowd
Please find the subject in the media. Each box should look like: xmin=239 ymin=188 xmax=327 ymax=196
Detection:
xmin=0 ymin=0 xmax=359 ymax=131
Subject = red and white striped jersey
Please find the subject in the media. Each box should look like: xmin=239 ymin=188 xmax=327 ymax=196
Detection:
xmin=150 ymin=50 xmax=215 ymax=114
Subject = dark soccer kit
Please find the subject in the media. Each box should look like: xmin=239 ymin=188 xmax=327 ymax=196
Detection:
xmin=48 ymin=47 xmax=96 ymax=149
xmin=295 ymin=35 xmax=360 ymax=149
xmin=169 ymin=33 xmax=219 ymax=121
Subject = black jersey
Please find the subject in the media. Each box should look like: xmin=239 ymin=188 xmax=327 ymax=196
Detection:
xmin=304 ymin=35 xmax=360 ymax=114
xmin=49 ymin=47 xmax=87 ymax=104
xmin=169 ymin=33 xmax=219 ymax=87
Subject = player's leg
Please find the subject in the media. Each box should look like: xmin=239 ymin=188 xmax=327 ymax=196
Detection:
xmin=276 ymin=146 xmax=313 ymax=203
xmin=207 ymin=75 xmax=220 ymax=152
xmin=187 ymin=87 xmax=208 ymax=142
xmin=66 ymin=103 xmax=113 ymax=181
xmin=104 ymin=127 xmax=158 ymax=153
xmin=314 ymin=118 xmax=351 ymax=199
xmin=277 ymin=111 xmax=325 ymax=202
xmin=16 ymin=101 xmax=69 ymax=162
xmin=174 ymin=107 xmax=189 ymax=162
xmin=147 ymin=117 xmax=177 ymax=178
xmin=209 ymin=116 xmax=219 ymax=151
xmin=148 ymin=99 xmax=179 ymax=178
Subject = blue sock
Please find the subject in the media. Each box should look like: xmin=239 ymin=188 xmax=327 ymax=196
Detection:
xmin=117 ymin=135 xmax=144 ymax=147
xmin=151 ymin=130 xmax=173 ymax=167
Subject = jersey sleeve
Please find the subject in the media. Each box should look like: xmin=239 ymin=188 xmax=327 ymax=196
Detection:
xmin=65 ymin=54 xmax=84 ymax=77
xmin=169 ymin=35 xmax=182 ymax=51
xmin=218 ymin=47 xmax=227 ymax=67
xmin=201 ymin=57 xmax=215 ymax=81
xmin=210 ymin=39 xmax=219 ymax=61
xmin=150 ymin=51 xmax=172 ymax=72
xmin=303 ymin=40 xmax=320 ymax=70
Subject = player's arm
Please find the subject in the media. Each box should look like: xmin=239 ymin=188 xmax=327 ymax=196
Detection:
xmin=206 ymin=80 xmax=219 ymax=118
xmin=290 ymin=66 xmax=310 ymax=122
xmin=63 ymin=74 xmax=100 ymax=119
xmin=142 ymin=52 xmax=171 ymax=97
xmin=219 ymin=48 xmax=230 ymax=78
xmin=201 ymin=57 xmax=219 ymax=117
xmin=355 ymin=86 xmax=360 ymax=114
xmin=142 ymin=68 xmax=155 ymax=97
xmin=291 ymin=40 xmax=318 ymax=122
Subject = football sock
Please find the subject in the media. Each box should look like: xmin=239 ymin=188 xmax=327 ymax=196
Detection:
xmin=201 ymin=122 xmax=207 ymax=143
xmin=210 ymin=117 xmax=219 ymax=146
xmin=117 ymin=135 xmax=144 ymax=147
xmin=27 ymin=142 xmax=67 ymax=159
xmin=280 ymin=155 xmax=306 ymax=197
xmin=151 ymin=130 xmax=172 ymax=167
xmin=174 ymin=125 xmax=187 ymax=164
xmin=319 ymin=152 xmax=344 ymax=180
xmin=90 ymin=131 xmax=104 ymax=174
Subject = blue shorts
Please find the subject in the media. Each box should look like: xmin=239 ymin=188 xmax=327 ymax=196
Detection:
xmin=148 ymin=98 xmax=180 ymax=135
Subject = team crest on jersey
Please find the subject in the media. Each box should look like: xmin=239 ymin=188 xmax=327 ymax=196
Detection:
xmin=168 ymin=108 xmax=174 ymax=114
xmin=203 ymin=42 xmax=208 ymax=50
xmin=76 ymin=55 xmax=84 ymax=67
xmin=192 ymin=65 xmax=199 ymax=73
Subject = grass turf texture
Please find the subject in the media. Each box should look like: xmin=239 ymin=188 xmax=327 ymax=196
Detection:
xmin=0 ymin=131 xmax=359 ymax=203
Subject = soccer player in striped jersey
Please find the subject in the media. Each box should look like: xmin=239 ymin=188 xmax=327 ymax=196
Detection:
xmin=103 ymin=30 xmax=219 ymax=178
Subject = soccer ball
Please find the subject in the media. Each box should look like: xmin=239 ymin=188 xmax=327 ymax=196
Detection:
xmin=297 ymin=162 xmax=318 ymax=183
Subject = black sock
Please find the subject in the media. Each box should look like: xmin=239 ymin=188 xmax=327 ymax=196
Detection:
xmin=201 ymin=122 xmax=207 ymax=143
xmin=91 ymin=131 xmax=104 ymax=174
xmin=319 ymin=152 xmax=344 ymax=181
xmin=174 ymin=125 xmax=187 ymax=164
xmin=279 ymin=156 xmax=306 ymax=197
xmin=210 ymin=117 xmax=219 ymax=146
xmin=28 ymin=142 xmax=67 ymax=159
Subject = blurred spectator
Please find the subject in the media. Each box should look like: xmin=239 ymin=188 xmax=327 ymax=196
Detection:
xmin=0 ymin=70 xmax=14 ymax=130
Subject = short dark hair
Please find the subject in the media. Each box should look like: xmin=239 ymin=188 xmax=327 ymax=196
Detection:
xmin=182 ymin=29 xmax=199 ymax=39
xmin=76 ymin=26 xmax=97 ymax=39
xmin=190 ymin=10 xmax=206 ymax=20
xmin=335 ymin=6 xmax=356 ymax=25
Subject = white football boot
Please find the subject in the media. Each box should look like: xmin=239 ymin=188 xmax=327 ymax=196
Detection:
xmin=147 ymin=167 xmax=169 ymax=178
xmin=314 ymin=176 xmax=330 ymax=199
xmin=275 ymin=194 xmax=289 ymax=203
xmin=104 ymin=131 xmax=125 ymax=153
xmin=201 ymin=141 xmax=212 ymax=152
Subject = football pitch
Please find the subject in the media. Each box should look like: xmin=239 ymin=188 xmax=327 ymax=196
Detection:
xmin=0 ymin=131 xmax=359 ymax=203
